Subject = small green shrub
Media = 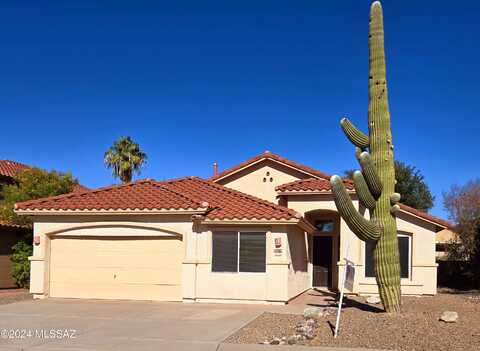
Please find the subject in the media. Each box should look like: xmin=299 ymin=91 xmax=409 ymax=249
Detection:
xmin=11 ymin=239 xmax=33 ymax=288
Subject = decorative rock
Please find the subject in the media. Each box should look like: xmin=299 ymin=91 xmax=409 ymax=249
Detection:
xmin=303 ymin=307 xmax=324 ymax=319
xmin=296 ymin=325 xmax=306 ymax=333
xmin=287 ymin=335 xmax=297 ymax=345
xmin=305 ymin=330 xmax=315 ymax=340
xmin=270 ymin=338 xmax=281 ymax=345
xmin=366 ymin=295 xmax=381 ymax=304
xmin=326 ymin=307 xmax=337 ymax=315
xmin=439 ymin=311 xmax=458 ymax=323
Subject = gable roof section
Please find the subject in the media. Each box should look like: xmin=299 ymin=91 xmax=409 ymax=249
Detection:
xmin=210 ymin=151 xmax=331 ymax=182
xmin=0 ymin=160 xmax=30 ymax=178
xmin=276 ymin=177 xmax=451 ymax=229
xmin=14 ymin=177 xmax=302 ymax=222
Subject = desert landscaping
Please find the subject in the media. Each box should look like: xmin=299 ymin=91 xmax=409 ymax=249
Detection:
xmin=226 ymin=290 xmax=480 ymax=351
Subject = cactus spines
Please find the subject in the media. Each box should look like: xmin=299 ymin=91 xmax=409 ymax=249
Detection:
xmin=340 ymin=118 xmax=370 ymax=149
xmin=330 ymin=1 xmax=401 ymax=313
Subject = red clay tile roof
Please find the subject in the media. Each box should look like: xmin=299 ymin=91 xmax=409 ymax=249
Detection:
xmin=15 ymin=179 xmax=207 ymax=212
xmin=162 ymin=177 xmax=298 ymax=221
xmin=0 ymin=159 xmax=89 ymax=192
xmin=210 ymin=151 xmax=331 ymax=182
xmin=398 ymin=203 xmax=452 ymax=229
xmin=0 ymin=219 xmax=30 ymax=229
xmin=275 ymin=178 xmax=451 ymax=229
xmin=276 ymin=177 xmax=354 ymax=192
xmin=15 ymin=177 xmax=300 ymax=221
xmin=0 ymin=160 xmax=30 ymax=178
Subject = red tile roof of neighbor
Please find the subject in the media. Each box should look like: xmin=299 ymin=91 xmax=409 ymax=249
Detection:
xmin=210 ymin=151 xmax=331 ymax=182
xmin=15 ymin=177 xmax=300 ymax=221
xmin=0 ymin=219 xmax=30 ymax=229
xmin=0 ymin=160 xmax=30 ymax=178
xmin=0 ymin=159 xmax=89 ymax=192
xmin=275 ymin=177 xmax=451 ymax=228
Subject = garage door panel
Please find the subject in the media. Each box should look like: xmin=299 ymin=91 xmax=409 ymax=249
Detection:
xmin=51 ymin=267 xmax=182 ymax=285
xmin=49 ymin=236 xmax=183 ymax=301
xmin=50 ymin=282 xmax=181 ymax=301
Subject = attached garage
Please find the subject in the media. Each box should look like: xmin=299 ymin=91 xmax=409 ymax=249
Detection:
xmin=49 ymin=235 xmax=183 ymax=301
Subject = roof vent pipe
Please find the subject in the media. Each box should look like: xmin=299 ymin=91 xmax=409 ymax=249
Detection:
xmin=213 ymin=162 xmax=218 ymax=177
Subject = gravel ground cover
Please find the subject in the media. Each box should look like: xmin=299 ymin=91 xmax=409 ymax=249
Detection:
xmin=0 ymin=289 xmax=31 ymax=306
xmin=225 ymin=293 xmax=480 ymax=351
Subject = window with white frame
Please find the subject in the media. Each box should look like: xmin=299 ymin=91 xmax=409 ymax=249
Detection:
xmin=211 ymin=231 xmax=266 ymax=273
xmin=365 ymin=233 xmax=411 ymax=279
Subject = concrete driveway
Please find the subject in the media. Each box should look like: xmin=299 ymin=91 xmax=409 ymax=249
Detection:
xmin=0 ymin=298 xmax=264 ymax=351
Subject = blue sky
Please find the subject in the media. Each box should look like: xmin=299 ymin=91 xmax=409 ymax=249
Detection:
xmin=1 ymin=1 xmax=479 ymax=219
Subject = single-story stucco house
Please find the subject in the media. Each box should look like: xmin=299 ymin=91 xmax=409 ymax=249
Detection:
xmin=15 ymin=151 xmax=450 ymax=304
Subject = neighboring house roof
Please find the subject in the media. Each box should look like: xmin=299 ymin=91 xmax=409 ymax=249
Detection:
xmin=276 ymin=177 xmax=355 ymax=192
xmin=14 ymin=177 xmax=303 ymax=222
xmin=0 ymin=219 xmax=30 ymax=230
xmin=0 ymin=160 xmax=30 ymax=178
xmin=0 ymin=159 xmax=89 ymax=192
xmin=210 ymin=151 xmax=331 ymax=182
xmin=275 ymin=177 xmax=451 ymax=229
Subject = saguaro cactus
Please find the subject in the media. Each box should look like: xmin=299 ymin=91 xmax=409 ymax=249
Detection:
xmin=330 ymin=1 xmax=401 ymax=313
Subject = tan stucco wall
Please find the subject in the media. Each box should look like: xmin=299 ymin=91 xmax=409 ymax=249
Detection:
xmin=216 ymin=159 xmax=311 ymax=203
xmin=286 ymin=194 xmax=438 ymax=296
xmin=184 ymin=224 xmax=309 ymax=304
xmin=287 ymin=225 xmax=310 ymax=299
xmin=436 ymin=229 xmax=458 ymax=243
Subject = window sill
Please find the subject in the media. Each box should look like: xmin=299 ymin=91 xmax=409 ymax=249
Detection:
xmin=359 ymin=278 xmax=421 ymax=286
xmin=210 ymin=271 xmax=267 ymax=275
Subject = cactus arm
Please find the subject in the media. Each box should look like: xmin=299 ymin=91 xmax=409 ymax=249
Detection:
xmin=358 ymin=151 xmax=383 ymax=199
xmin=330 ymin=175 xmax=380 ymax=241
xmin=340 ymin=118 xmax=370 ymax=149
xmin=353 ymin=171 xmax=376 ymax=210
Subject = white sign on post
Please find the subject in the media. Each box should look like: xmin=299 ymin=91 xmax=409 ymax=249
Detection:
xmin=334 ymin=244 xmax=355 ymax=338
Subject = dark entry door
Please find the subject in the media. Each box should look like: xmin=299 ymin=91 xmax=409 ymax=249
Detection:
xmin=313 ymin=236 xmax=332 ymax=287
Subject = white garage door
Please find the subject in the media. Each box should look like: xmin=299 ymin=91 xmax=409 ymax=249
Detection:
xmin=49 ymin=236 xmax=183 ymax=301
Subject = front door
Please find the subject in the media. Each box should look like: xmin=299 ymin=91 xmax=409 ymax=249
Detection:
xmin=313 ymin=236 xmax=332 ymax=288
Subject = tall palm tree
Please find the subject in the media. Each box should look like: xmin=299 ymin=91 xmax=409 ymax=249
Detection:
xmin=104 ymin=137 xmax=147 ymax=183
